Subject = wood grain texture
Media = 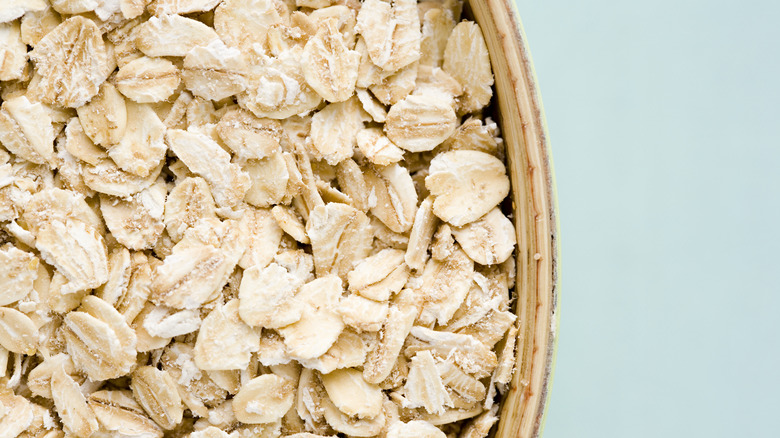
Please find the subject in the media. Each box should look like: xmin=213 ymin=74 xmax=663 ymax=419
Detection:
xmin=466 ymin=0 xmax=559 ymax=436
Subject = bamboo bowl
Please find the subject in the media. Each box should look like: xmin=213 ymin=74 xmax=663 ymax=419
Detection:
xmin=466 ymin=0 xmax=560 ymax=436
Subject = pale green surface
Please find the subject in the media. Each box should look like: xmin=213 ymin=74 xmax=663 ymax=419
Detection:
xmin=517 ymin=0 xmax=780 ymax=436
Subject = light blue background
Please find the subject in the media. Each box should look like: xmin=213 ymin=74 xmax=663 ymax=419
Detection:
xmin=517 ymin=0 xmax=780 ymax=436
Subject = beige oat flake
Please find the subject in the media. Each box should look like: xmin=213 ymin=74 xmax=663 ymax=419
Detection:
xmin=0 ymin=388 xmax=35 ymax=437
xmin=214 ymin=0 xmax=284 ymax=52
xmin=88 ymin=389 xmax=164 ymax=438
xmin=0 ymin=307 xmax=38 ymax=355
xmin=149 ymin=0 xmax=222 ymax=16
xmin=364 ymin=163 xmax=418 ymax=233
xmin=452 ymin=207 xmax=517 ymax=266
xmin=307 ymin=202 xmax=372 ymax=280
xmin=116 ymin=56 xmax=182 ymax=103
xmin=167 ymin=128 xmax=251 ymax=208
xmin=109 ymin=101 xmax=167 ymax=178
xmin=443 ymin=21 xmax=494 ymax=113
xmin=135 ymin=14 xmax=220 ymax=58
xmin=387 ymin=420 xmax=446 ymax=438
xmin=278 ymin=275 xmax=345 ymax=360
xmin=308 ymin=96 xmax=369 ymax=165
xmin=0 ymin=21 xmax=27 ymax=82
xmin=0 ymin=1 xmax=46 ymax=24
xmin=76 ymin=82 xmax=128 ymax=147
xmin=216 ymin=108 xmax=282 ymax=160
xmin=29 ymin=16 xmax=110 ymax=107
xmin=51 ymin=365 xmax=99 ymax=437
xmin=0 ymin=246 xmax=39 ymax=306
xmin=62 ymin=295 xmax=137 ymax=380
xmin=356 ymin=0 xmax=421 ymax=72
xmin=100 ymin=180 xmax=166 ymax=250
xmin=238 ymin=262 xmax=304 ymax=329
xmin=0 ymin=96 xmax=55 ymax=166
xmin=425 ymin=150 xmax=511 ymax=227
xmin=195 ymin=299 xmax=260 ymax=370
xmin=183 ymin=40 xmax=249 ymax=101
xmin=163 ymin=176 xmax=218 ymax=242
xmin=302 ymin=18 xmax=361 ymax=103
xmin=233 ymin=373 xmax=295 ymax=424
xmin=151 ymin=218 xmax=245 ymax=309
xmin=131 ymin=366 xmax=184 ymax=430
xmin=385 ymin=91 xmax=457 ymax=152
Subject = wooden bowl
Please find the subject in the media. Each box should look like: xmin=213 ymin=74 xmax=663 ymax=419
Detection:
xmin=466 ymin=0 xmax=560 ymax=436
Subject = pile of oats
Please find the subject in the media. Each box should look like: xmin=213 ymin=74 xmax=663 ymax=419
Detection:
xmin=0 ymin=0 xmax=519 ymax=437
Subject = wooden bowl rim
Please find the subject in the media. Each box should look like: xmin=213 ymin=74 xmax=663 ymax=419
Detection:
xmin=466 ymin=0 xmax=561 ymax=436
